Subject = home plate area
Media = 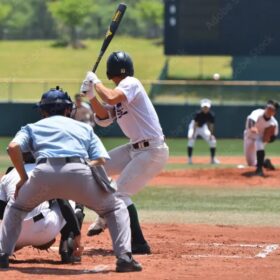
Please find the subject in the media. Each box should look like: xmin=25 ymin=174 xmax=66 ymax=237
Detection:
xmin=182 ymin=242 xmax=279 ymax=259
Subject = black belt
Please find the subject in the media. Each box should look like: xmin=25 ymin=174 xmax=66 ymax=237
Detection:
xmin=132 ymin=140 xmax=149 ymax=149
xmin=37 ymin=157 xmax=85 ymax=165
xmin=33 ymin=212 xmax=44 ymax=223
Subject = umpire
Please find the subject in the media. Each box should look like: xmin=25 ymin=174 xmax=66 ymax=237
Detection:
xmin=0 ymin=87 xmax=141 ymax=272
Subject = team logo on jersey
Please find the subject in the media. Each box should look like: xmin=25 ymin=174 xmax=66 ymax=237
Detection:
xmin=115 ymin=103 xmax=128 ymax=118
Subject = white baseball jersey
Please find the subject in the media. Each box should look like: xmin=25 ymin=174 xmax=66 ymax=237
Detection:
xmin=245 ymin=109 xmax=278 ymax=139
xmin=244 ymin=109 xmax=279 ymax=166
xmin=115 ymin=76 xmax=164 ymax=143
xmin=0 ymin=164 xmax=66 ymax=248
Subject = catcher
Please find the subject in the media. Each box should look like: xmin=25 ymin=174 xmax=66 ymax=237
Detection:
xmin=244 ymin=100 xmax=279 ymax=176
xmin=0 ymin=152 xmax=84 ymax=263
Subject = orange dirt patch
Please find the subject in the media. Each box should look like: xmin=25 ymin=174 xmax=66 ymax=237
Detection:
xmin=168 ymin=155 xmax=280 ymax=165
xmin=2 ymin=156 xmax=280 ymax=279
xmin=151 ymin=156 xmax=280 ymax=188
xmin=2 ymin=223 xmax=280 ymax=280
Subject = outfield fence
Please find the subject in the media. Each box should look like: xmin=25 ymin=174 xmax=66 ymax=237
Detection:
xmin=0 ymin=79 xmax=280 ymax=104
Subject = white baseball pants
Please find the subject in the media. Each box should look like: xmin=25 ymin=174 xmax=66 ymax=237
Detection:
xmin=15 ymin=202 xmax=65 ymax=249
xmin=188 ymin=120 xmax=216 ymax=148
xmin=104 ymin=138 xmax=169 ymax=207
xmin=244 ymin=131 xmax=265 ymax=166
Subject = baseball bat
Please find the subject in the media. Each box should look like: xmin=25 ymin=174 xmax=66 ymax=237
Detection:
xmin=92 ymin=3 xmax=127 ymax=73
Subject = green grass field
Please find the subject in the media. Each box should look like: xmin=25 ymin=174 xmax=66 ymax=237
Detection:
xmin=0 ymin=38 xmax=233 ymax=102
xmin=0 ymin=38 xmax=276 ymax=104
xmin=1 ymin=137 xmax=280 ymax=226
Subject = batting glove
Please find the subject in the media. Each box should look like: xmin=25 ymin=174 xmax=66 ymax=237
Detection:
xmin=85 ymin=71 xmax=101 ymax=85
xmin=80 ymin=80 xmax=95 ymax=100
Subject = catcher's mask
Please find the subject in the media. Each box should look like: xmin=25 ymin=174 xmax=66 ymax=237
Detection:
xmin=106 ymin=51 xmax=134 ymax=80
xmin=36 ymin=86 xmax=73 ymax=116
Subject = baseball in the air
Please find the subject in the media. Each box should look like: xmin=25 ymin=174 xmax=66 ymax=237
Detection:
xmin=213 ymin=73 xmax=220 ymax=80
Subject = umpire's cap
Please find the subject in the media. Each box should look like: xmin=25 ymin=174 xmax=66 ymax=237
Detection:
xmin=106 ymin=51 xmax=134 ymax=79
xmin=37 ymin=86 xmax=73 ymax=115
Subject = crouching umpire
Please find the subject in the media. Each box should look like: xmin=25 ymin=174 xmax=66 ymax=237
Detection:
xmin=0 ymin=86 xmax=141 ymax=272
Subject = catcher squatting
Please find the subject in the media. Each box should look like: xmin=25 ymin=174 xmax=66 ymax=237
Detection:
xmin=0 ymin=50 xmax=169 ymax=272
xmin=0 ymin=153 xmax=85 ymax=263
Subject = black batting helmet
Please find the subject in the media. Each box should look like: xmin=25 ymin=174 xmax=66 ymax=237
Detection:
xmin=37 ymin=86 xmax=73 ymax=116
xmin=106 ymin=51 xmax=134 ymax=79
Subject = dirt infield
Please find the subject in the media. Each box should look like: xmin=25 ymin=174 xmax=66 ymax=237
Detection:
xmin=152 ymin=156 xmax=280 ymax=188
xmin=2 ymin=223 xmax=280 ymax=280
xmin=1 ymin=155 xmax=280 ymax=279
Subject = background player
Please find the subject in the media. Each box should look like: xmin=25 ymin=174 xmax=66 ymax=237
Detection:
xmin=81 ymin=51 xmax=169 ymax=254
xmin=187 ymin=99 xmax=219 ymax=164
xmin=244 ymin=100 xmax=279 ymax=176
xmin=71 ymin=94 xmax=95 ymax=128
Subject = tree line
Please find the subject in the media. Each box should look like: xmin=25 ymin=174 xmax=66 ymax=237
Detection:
xmin=0 ymin=0 xmax=163 ymax=48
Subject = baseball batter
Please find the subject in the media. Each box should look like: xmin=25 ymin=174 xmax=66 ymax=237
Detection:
xmin=81 ymin=51 xmax=169 ymax=254
xmin=244 ymin=100 xmax=279 ymax=176
xmin=187 ymin=99 xmax=219 ymax=164
xmin=0 ymin=87 xmax=141 ymax=272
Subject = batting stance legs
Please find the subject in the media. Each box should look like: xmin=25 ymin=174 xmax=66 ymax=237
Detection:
xmin=187 ymin=121 xmax=218 ymax=164
xmin=0 ymin=161 xmax=131 ymax=261
xmin=89 ymin=139 xmax=169 ymax=252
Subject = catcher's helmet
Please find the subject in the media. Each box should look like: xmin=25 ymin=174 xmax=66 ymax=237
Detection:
xmin=37 ymin=86 xmax=73 ymax=116
xmin=106 ymin=51 xmax=134 ymax=79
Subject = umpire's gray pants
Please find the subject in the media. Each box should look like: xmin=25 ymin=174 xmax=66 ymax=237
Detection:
xmin=0 ymin=160 xmax=131 ymax=257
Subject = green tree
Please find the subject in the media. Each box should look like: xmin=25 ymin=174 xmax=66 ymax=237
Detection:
xmin=25 ymin=0 xmax=56 ymax=39
xmin=135 ymin=0 xmax=163 ymax=38
xmin=0 ymin=2 xmax=11 ymax=39
xmin=4 ymin=0 xmax=34 ymax=39
xmin=47 ymin=0 xmax=93 ymax=48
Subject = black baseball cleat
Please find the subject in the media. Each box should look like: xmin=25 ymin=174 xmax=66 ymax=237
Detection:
xmin=116 ymin=255 xmax=142 ymax=273
xmin=87 ymin=218 xmax=106 ymax=237
xmin=132 ymin=242 xmax=151 ymax=255
xmin=87 ymin=228 xmax=103 ymax=237
xmin=263 ymin=158 xmax=276 ymax=170
xmin=0 ymin=253 xmax=9 ymax=269
xmin=255 ymin=167 xmax=264 ymax=177
xmin=59 ymin=237 xmax=81 ymax=263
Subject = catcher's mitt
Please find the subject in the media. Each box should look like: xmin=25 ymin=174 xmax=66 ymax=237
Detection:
xmin=33 ymin=238 xmax=56 ymax=251
xmin=263 ymin=125 xmax=276 ymax=143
